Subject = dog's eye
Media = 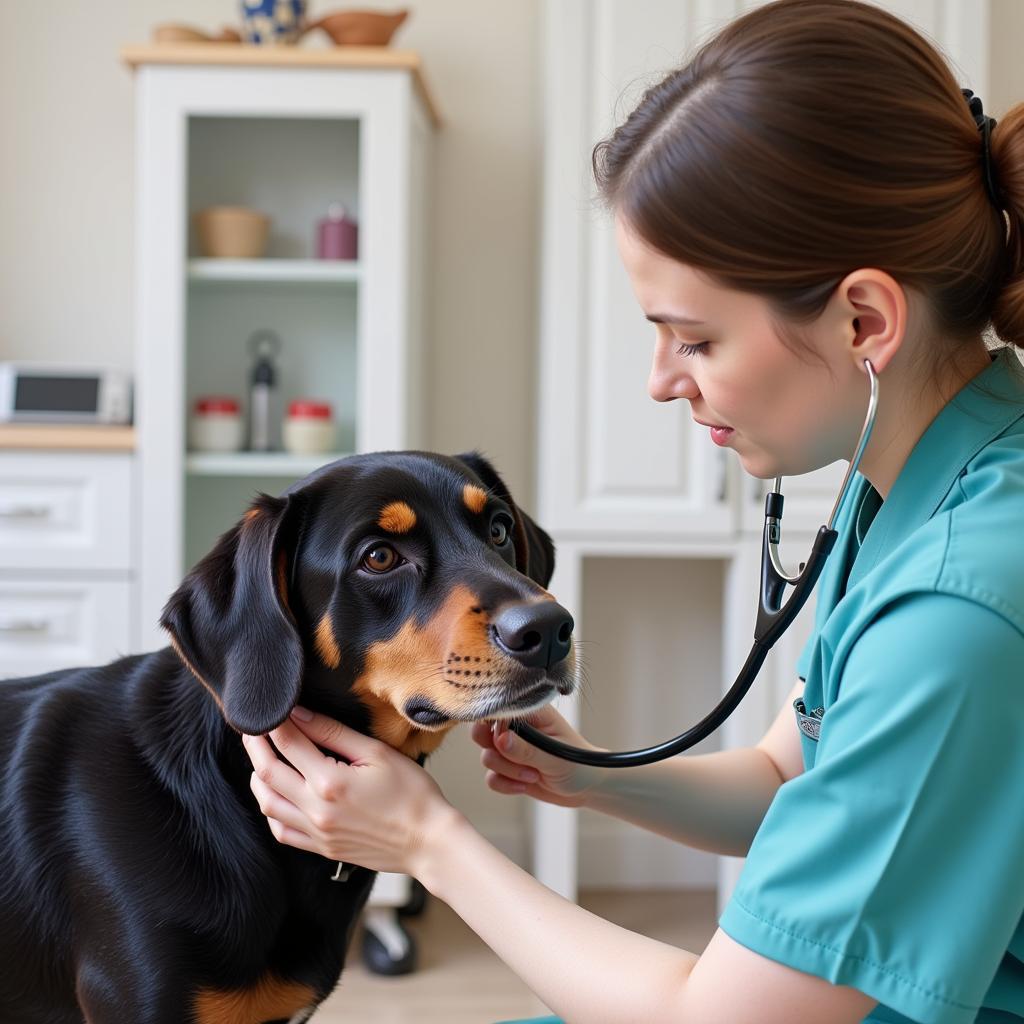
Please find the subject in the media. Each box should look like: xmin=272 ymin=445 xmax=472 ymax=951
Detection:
xmin=490 ymin=516 xmax=513 ymax=547
xmin=361 ymin=544 xmax=400 ymax=573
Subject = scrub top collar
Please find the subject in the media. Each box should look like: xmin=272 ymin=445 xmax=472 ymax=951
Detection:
xmin=848 ymin=347 xmax=1024 ymax=591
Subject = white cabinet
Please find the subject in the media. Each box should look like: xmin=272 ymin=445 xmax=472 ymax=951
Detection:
xmin=0 ymin=446 xmax=136 ymax=679
xmin=537 ymin=0 xmax=990 ymax=902
xmin=0 ymin=578 xmax=134 ymax=680
xmin=123 ymin=46 xmax=438 ymax=649
xmin=0 ymin=451 xmax=133 ymax=572
xmin=125 ymin=45 xmax=439 ymax=940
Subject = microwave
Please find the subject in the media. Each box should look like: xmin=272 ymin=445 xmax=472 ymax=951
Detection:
xmin=0 ymin=362 xmax=133 ymax=424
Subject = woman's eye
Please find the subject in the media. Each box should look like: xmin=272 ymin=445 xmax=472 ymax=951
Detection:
xmin=675 ymin=341 xmax=710 ymax=357
xmin=361 ymin=544 xmax=400 ymax=573
xmin=490 ymin=518 xmax=512 ymax=546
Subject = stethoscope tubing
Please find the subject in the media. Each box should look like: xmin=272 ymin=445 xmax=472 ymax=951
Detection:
xmin=510 ymin=360 xmax=878 ymax=768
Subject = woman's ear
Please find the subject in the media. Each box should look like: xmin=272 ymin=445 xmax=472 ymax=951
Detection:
xmin=160 ymin=492 xmax=306 ymax=734
xmin=834 ymin=268 xmax=908 ymax=375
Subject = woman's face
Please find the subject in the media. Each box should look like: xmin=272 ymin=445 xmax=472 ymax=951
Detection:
xmin=614 ymin=215 xmax=864 ymax=480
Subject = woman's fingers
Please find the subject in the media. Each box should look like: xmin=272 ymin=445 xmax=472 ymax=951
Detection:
xmin=484 ymin=770 xmax=529 ymax=796
xmin=470 ymin=718 xmax=497 ymax=750
xmin=265 ymin=817 xmax=321 ymax=856
xmin=480 ymin=746 xmax=540 ymax=785
xmin=264 ymin=717 xmax=341 ymax=783
xmin=287 ymin=707 xmax=384 ymax=763
xmin=241 ymin=732 xmax=311 ymax=807
xmin=249 ymin=773 xmax=311 ymax=834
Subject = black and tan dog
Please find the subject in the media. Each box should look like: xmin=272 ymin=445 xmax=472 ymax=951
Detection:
xmin=0 ymin=451 xmax=575 ymax=1024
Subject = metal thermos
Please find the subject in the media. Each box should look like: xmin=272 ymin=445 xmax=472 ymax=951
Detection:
xmin=247 ymin=330 xmax=281 ymax=451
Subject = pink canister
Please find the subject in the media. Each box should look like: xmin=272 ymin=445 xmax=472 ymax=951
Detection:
xmin=316 ymin=203 xmax=358 ymax=260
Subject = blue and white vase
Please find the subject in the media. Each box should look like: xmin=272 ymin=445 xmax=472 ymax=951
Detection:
xmin=240 ymin=0 xmax=307 ymax=45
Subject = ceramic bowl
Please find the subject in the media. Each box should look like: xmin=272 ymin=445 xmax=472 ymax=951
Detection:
xmin=240 ymin=0 xmax=307 ymax=45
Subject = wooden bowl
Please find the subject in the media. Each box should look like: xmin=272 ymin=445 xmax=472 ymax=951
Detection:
xmin=153 ymin=23 xmax=212 ymax=43
xmin=153 ymin=23 xmax=242 ymax=43
xmin=306 ymin=9 xmax=409 ymax=46
xmin=194 ymin=207 xmax=270 ymax=259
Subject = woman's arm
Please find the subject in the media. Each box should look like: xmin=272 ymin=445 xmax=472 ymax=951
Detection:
xmin=242 ymin=710 xmax=874 ymax=1024
xmin=477 ymin=682 xmax=806 ymax=857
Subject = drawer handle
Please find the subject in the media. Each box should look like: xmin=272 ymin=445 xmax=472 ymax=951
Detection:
xmin=0 ymin=618 xmax=50 ymax=634
xmin=0 ymin=505 xmax=52 ymax=520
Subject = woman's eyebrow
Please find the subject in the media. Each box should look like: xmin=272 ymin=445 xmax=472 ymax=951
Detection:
xmin=644 ymin=313 xmax=706 ymax=325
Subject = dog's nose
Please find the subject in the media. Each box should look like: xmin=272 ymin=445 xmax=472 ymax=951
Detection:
xmin=492 ymin=601 xmax=574 ymax=669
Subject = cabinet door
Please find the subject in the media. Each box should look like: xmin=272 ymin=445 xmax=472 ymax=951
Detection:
xmin=539 ymin=0 xmax=987 ymax=541
xmin=0 ymin=452 xmax=133 ymax=572
xmin=538 ymin=0 xmax=735 ymax=539
xmin=0 ymin=578 xmax=134 ymax=679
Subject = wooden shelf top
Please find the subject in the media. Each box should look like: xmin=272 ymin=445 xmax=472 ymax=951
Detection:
xmin=120 ymin=43 xmax=441 ymax=128
xmin=0 ymin=424 xmax=136 ymax=452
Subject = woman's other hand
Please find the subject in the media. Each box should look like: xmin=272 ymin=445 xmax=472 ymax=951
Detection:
xmin=471 ymin=706 xmax=606 ymax=809
xmin=241 ymin=707 xmax=458 ymax=877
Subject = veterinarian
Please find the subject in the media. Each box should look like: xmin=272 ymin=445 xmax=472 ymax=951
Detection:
xmin=242 ymin=1 xmax=1024 ymax=1020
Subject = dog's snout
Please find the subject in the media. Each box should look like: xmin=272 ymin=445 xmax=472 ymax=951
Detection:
xmin=492 ymin=601 xmax=574 ymax=669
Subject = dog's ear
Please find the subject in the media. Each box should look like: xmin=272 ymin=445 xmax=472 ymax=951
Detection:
xmin=454 ymin=450 xmax=556 ymax=588
xmin=160 ymin=492 xmax=305 ymax=735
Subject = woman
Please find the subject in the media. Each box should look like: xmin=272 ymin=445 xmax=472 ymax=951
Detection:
xmin=242 ymin=1 xmax=1024 ymax=1020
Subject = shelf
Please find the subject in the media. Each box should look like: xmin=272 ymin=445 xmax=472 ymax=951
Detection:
xmin=188 ymin=259 xmax=361 ymax=284
xmin=185 ymin=451 xmax=352 ymax=476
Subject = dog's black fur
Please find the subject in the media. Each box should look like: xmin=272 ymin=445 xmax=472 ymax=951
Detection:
xmin=0 ymin=451 xmax=574 ymax=1024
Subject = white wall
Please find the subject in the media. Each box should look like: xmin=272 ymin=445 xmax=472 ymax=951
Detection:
xmin=0 ymin=0 xmax=542 ymax=500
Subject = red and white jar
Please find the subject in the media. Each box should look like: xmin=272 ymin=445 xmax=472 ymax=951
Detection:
xmin=283 ymin=399 xmax=335 ymax=455
xmin=189 ymin=396 xmax=244 ymax=452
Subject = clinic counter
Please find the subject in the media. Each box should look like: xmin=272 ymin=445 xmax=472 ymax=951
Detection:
xmin=0 ymin=424 xmax=136 ymax=451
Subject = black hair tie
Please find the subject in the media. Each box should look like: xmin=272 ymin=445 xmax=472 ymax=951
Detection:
xmin=962 ymin=88 xmax=1004 ymax=210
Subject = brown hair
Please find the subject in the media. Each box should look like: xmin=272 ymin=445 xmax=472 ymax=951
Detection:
xmin=593 ymin=0 xmax=1024 ymax=357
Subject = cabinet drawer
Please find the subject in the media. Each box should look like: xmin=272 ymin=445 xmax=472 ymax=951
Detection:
xmin=0 ymin=578 xmax=134 ymax=679
xmin=0 ymin=452 xmax=133 ymax=571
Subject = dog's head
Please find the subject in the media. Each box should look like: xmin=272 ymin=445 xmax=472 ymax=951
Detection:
xmin=160 ymin=451 xmax=575 ymax=758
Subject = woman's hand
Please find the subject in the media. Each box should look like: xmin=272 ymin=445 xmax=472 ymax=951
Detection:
xmin=241 ymin=707 xmax=457 ymax=877
xmin=471 ymin=705 xmax=607 ymax=809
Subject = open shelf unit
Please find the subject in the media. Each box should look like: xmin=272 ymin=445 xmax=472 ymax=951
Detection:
xmin=128 ymin=46 xmax=437 ymax=649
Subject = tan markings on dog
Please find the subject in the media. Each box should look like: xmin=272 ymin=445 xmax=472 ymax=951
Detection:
xmin=243 ymin=507 xmax=261 ymax=524
xmin=378 ymin=501 xmax=417 ymax=534
xmin=358 ymin=688 xmax=450 ymax=759
xmin=193 ymin=975 xmax=316 ymax=1024
xmin=277 ymin=550 xmax=291 ymax=612
xmin=353 ymin=585 xmax=494 ymax=758
xmin=463 ymin=484 xmax=487 ymax=514
xmin=166 ymin=635 xmax=224 ymax=713
xmin=315 ymin=612 xmax=342 ymax=670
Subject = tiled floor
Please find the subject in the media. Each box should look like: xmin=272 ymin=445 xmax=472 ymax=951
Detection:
xmin=315 ymin=888 xmax=718 ymax=1023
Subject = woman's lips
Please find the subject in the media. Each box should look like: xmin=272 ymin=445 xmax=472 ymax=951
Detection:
xmin=695 ymin=418 xmax=735 ymax=446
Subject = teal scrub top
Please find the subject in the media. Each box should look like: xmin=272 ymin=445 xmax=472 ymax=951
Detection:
xmin=719 ymin=348 xmax=1024 ymax=1024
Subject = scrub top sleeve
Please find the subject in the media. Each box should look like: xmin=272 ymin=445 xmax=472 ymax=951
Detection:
xmin=720 ymin=594 xmax=1024 ymax=1024
xmin=795 ymin=631 xmax=814 ymax=682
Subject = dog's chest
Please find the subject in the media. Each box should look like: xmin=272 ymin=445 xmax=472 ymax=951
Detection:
xmin=272 ymin=864 xmax=377 ymax=977
xmin=192 ymin=866 xmax=376 ymax=1021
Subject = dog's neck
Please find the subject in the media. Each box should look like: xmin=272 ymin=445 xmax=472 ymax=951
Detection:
xmin=298 ymin=661 xmax=453 ymax=761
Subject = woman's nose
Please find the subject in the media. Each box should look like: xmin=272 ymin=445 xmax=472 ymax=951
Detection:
xmin=648 ymin=349 xmax=699 ymax=403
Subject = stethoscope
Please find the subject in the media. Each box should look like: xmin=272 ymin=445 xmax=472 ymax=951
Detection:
xmin=510 ymin=359 xmax=879 ymax=767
